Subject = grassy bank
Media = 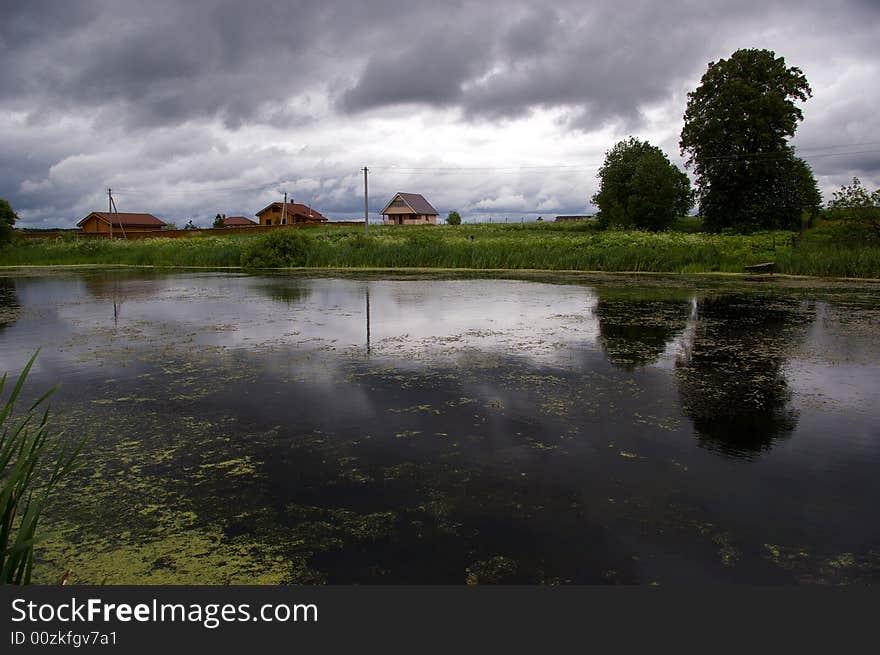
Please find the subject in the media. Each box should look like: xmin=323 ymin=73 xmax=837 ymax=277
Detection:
xmin=2 ymin=221 xmax=879 ymax=278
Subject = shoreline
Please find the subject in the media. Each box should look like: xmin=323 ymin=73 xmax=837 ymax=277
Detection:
xmin=2 ymin=263 xmax=878 ymax=286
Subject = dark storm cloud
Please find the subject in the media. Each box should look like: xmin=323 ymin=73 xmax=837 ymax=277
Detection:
xmin=340 ymin=33 xmax=491 ymax=112
xmin=353 ymin=1 xmax=880 ymax=133
xmin=463 ymin=7 xmax=706 ymax=126
xmin=1 ymin=1 xmax=333 ymax=130
xmin=1 ymin=1 xmax=736 ymax=128
xmin=4 ymin=0 xmax=878 ymax=129
xmin=502 ymin=7 xmax=559 ymax=58
xmin=4 ymin=0 xmax=446 ymax=132
xmin=338 ymin=1 xmax=760 ymax=125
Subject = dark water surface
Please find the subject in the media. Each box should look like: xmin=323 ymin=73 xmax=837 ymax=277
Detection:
xmin=1 ymin=270 xmax=878 ymax=584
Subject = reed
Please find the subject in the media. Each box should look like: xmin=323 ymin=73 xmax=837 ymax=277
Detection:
xmin=1 ymin=352 xmax=84 ymax=585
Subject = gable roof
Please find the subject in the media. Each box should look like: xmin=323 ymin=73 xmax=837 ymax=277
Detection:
xmin=222 ymin=216 xmax=257 ymax=226
xmin=381 ymin=192 xmax=438 ymax=216
xmin=254 ymin=202 xmax=327 ymax=221
xmin=77 ymin=212 xmax=166 ymax=228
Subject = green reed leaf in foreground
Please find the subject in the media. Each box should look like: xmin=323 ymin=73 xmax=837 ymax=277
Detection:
xmin=0 ymin=351 xmax=85 ymax=585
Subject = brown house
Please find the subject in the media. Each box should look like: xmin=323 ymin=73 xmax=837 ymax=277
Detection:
xmin=255 ymin=202 xmax=328 ymax=226
xmin=381 ymin=192 xmax=438 ymax=225
xmin=77 ymin=212 xmax=166 ymax=235
xmin=221 ymin=215 xmax=258 ymax=227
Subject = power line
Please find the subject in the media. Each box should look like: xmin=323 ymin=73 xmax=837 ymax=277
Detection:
xmin=369 ymin=146 xmax=880 ymax=171
xmin=369 ymin=164 xmax=593 ymax=171
xmin=794 ymin=148 xmax=880 ymax=159
xmin=113 ymin=176 xmax=293 ymax=196
xmin=793 ymin=140 xmax=880 ymax=151
xmin=697 ymin=148 xmax=880 ymax=163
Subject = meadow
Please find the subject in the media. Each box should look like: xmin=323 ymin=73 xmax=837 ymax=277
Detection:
xmin=2 ymin=220 xmax=878 ymax=279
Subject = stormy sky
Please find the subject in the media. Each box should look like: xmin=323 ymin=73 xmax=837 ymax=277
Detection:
xmin=2 ymin=0 xmax=878 ymax=227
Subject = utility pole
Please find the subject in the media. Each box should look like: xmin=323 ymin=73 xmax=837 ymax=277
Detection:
xmin=108 ymin=188 xmax=113 ymax=238
xmin=363 ymin=167 xmax=369 ymax=236
xmin=281 ymin=191 xmax=288 ymax=225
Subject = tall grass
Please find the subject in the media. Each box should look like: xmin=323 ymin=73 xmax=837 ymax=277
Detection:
xmin=1 ymin=235 xmax=246 ymax=267
xmin=777 ymin=243 xmax=880 ymax=278
xmin=1 ymin=352 xmax=83 ymax=585
xmin=2 ymin=223 xmax=879 ymax=278
xmin=775 ymin=217 xmax=880 ymax=278
xmin=304 ymin=224 xmax=793 ymax=273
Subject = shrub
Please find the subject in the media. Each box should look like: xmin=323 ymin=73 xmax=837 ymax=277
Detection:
xmin=826 ymin=177 xmax=880 ymax=240
xmin=446 ymin=211 xmax=462 ymax=226
xmin=240 ymin=228 xmax=315 ymax=269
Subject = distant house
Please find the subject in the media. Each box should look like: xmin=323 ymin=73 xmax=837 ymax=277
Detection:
xmin=555 ymin=215 xmax=595 ymax=222
xmin=77 ymin=212 xmax=166 ymax=234
xmin=381 ymin=193 xmax=438 ymax=225
xmin=221 ymin=215 xmax=257 ymax=227
xmin=255 ymin=202 xmax=328 ymax=226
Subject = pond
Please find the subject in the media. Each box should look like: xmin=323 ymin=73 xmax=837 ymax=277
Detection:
xmin=1 ymin=270 xmax=879 ymax=584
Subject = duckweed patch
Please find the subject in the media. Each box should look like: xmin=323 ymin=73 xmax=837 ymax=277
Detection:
xmin=762 ymin=544 xmax=880 ymax=584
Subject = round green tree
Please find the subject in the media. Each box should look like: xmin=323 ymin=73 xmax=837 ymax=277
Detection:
xmin=0 ymin=199 xmax=18 ymax=243
xmin=446 ymin=210 xmax=462 ymax=226
xmin=680 ymin=49 xmax=815 ymax=232
xmin=592 ymin=137 xmax=693 ymax=231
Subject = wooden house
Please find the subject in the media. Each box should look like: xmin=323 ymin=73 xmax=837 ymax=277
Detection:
xmin=221 ymin=215 xmax=258 ymax=227
xmin=77 ymin=212 xmax=166 ymax=235
xmin=255 ymin=202 xmax=327 ymax=226
xmin=554 ymin=215 xmax=595 ymax=222
xmin=381 ymin=193 xmax=438 ymax=225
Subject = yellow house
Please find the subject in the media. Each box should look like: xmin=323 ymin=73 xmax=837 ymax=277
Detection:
xmin=255 ymin=202 xmax=327 ymax=226
xmin=77 ymin=212 xmax=166 ymax=235
xmin=381 ymin=193 xmax=438 ymax=225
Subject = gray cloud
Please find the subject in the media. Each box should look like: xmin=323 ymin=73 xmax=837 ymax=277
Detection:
xmin=1 ymin=0 xmax=354 ymax=130
xmin=341 ymin=31 xmax=492 ymax=112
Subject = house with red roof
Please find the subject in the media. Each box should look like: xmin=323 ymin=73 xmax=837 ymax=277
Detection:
xmin=77 ymin=212 xmax=166 ymax=235
xmin=220 ymin=215 xmax=258 ymax=227
xmin=381 ymin=192 xmax=439 ymax=225
xmin=255 ymin=202 xmax=327 ymax=226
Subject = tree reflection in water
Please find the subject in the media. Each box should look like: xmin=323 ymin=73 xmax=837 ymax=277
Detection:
xmin=676 ymin=294 xmax=813 ymax=458
xmin=252 ymin=279 xmax=313 ymax=306
xmin=0 ymin=277 xmax=20 ymax=333
xmin=594 ymin=288 xmax=693 ymax=369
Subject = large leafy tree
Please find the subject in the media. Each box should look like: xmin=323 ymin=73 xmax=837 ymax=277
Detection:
xmin=680 ymin=49 xmax=816 ymax=232
xmin=592 ymin=137 xmax=693 ymax=231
